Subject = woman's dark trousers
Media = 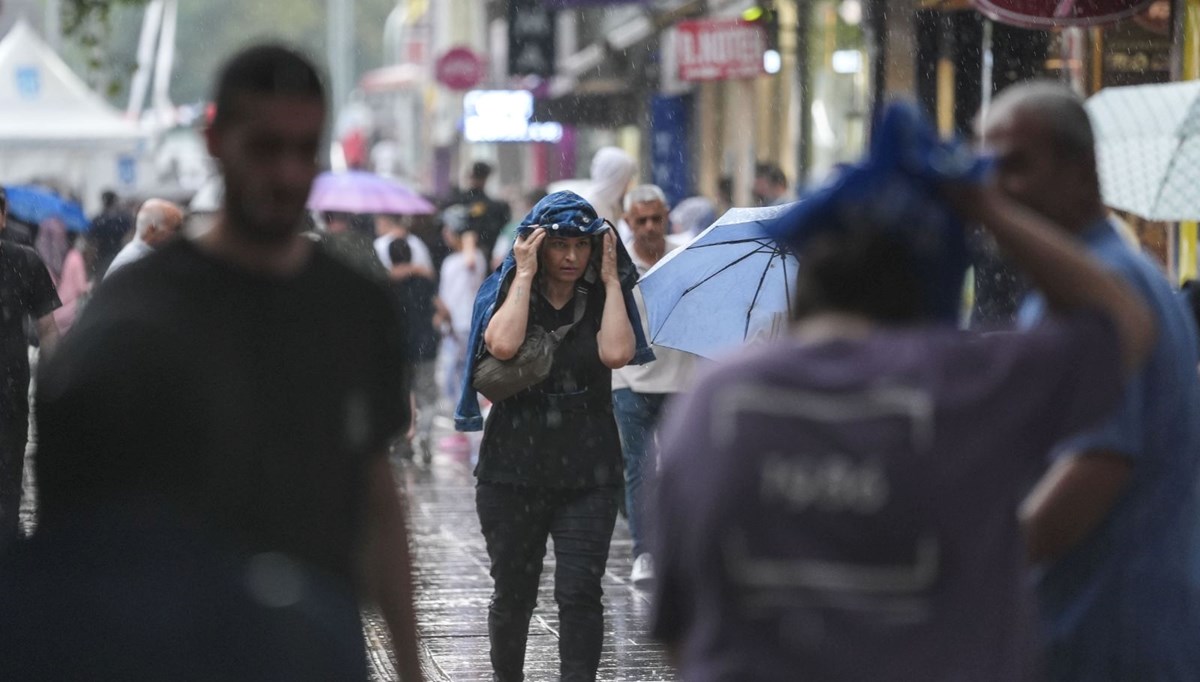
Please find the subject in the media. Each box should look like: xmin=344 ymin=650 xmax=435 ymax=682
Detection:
xmin=476 ymin=483 xmax=618 ymax=682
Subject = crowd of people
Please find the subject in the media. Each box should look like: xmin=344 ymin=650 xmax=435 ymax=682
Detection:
xmin=1 ymin=40 xmax=1199 ymax=682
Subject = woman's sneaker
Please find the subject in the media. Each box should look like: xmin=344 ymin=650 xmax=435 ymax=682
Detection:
xmin=631 ymin=553 xmax=655 ymax=588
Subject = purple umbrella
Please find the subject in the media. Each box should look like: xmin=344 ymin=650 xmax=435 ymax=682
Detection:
xmin=307 ymin=170 xmax=436 ymax=215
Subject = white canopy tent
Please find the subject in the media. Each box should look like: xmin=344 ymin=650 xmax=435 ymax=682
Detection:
xmin=0 ymin=20 xmax=150 ymax=213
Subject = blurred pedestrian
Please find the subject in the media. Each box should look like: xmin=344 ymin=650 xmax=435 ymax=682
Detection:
xmin=444 ymin=161 xmax=511 ymax=262
xmin=651 ymin=102 xmax=1156 ymax=681
xmin=437 ymin=205 xmax=488 ymax=454
xmin=88 ymin=189 xmax=134 ymax=279
xmin=27 ymin=44 xmax=423 ymax=681
xmin=34 ymin=216 xmax=69 ymax=281
xmin=461 ymin=191 xmax=652 ymax=681
xmin=388 ymin=237 xmax=446 ymax=464
xmin=581 ymin=147 xmax=637 ymax=242
xmin=611 ymin=185 xmax=698 ymax=588
xmin=717 ymin=176 xmax=734 ymax=216
xmin=36 ymin=217 xmax=89 ymax=335
xmin=666 ymin=195 xmax=716 ymax=248
xmin=491 ymin=186 xmax=548 ymax=270
xmin=752 ymin=162 xmax=791 ymax=207
xmin=320 ymin=211 xmax=388 ymax=281
xmin=373 ymin=213 xmax=435 ymax=278
xmin=984 ymin=82 xmax=1200 ymax=680
xmin=0 ymin=187 xmax=60 ymax=557
xmin=103 ymin=199 xmax=184 ymax=280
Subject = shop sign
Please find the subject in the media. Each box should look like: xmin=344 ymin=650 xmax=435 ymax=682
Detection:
xmin=508 ymin=0 xmax=557 ymax=77
xmin=462 ymin=90 xmax=564 ymax=144
xmin=436 ymin=47 xmax=485 ymax=91
xmin=972 ymin=0 xmax=1156 ymax=29
xmin=676 ymin=19 xmax=765 ymax=82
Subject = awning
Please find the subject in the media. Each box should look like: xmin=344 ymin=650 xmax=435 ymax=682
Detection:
xmin=972 ymin=0 xmax=1156 ymax=28
xmin=534 ymin=79 xmax=641 ymax=127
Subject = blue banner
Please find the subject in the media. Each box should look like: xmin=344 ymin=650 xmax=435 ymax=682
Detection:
xmin=650 ymin=94 xmax=690 ymax=209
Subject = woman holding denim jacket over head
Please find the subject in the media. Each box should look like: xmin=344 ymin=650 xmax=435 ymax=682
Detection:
xmin=472 ymin=192 xmax=635 ymax=682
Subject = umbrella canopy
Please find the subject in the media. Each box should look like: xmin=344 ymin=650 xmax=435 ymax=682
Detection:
xmin=638 ymin=204 xmax=799 ymax=359
xmin=3 ymin=184 xmax=89 ymax=232
xmin=1086 ymin=81 xmax=1200 ymax=221
xmin=307 ymin=170 xmax=435 ymax=215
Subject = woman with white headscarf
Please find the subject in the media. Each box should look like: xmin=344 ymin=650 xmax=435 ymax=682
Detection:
xmin=580 ymin=147 xmax=637 ymax=243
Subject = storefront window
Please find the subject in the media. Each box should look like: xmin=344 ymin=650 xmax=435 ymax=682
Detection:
xmin=807 ymin=0 xmax=869 ymax=181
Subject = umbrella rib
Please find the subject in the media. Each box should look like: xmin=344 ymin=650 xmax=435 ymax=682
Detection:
xmin=653 ymin=247 xmax=775 ymax=344
xmin=782 ymin=248 xmax=792 ymax=315
xmin=681 ymin=249 xmax=769 ymax=296
xmin=687 ymin=238 xmax=779 ymax=250
xmin=1149 ymin=135 xmax=1188 ymax=216
xmin=744 ymin=250 xmax=776 ymax=340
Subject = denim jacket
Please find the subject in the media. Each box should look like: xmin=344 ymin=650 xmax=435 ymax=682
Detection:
xmin=454 ymin=191 xmax=655 ymax=431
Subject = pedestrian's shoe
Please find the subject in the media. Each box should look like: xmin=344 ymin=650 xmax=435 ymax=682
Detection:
xmin=631 ymin=553 xmax=655 ymax=588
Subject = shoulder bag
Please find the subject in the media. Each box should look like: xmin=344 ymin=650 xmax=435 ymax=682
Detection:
xmin=473 ymin=287 xmax=588 ymax=403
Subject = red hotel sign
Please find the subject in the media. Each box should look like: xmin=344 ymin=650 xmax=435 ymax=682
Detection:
xmin=677 ymin=19 xmax=765 ymax=82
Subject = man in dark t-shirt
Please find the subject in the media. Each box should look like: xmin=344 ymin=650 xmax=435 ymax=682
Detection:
xmin=8 ymin=46 xmax=425 ymax=682
xmin=0 ymin=187 xmax=61 ymax=555
xmin=443 ymin=161 xmax=511 ymax=260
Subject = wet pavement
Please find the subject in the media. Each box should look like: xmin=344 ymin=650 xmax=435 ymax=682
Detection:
xmin=19 ymin=409 xmax=675 ymax=682
xmin=382 ymin=416 xmax=677 ymax=681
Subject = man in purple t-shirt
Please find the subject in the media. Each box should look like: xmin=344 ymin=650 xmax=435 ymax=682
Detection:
xmin=650 ymin=110 xmax=1157 ymax=681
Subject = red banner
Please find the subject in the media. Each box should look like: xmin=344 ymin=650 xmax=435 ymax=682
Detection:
xmin=972 ymin=0 xmax=1156 ymax=28
xmin=676 ymin=19 xmax=765 ymax=82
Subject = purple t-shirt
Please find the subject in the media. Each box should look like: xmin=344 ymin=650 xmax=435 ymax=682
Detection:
xmin=652 ymin=313 xmax=1123 ymax=682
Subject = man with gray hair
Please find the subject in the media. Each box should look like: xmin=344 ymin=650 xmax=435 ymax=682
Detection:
xmin=103 ymin=198 xmax=184 ymax=279
xmin=613 ymin=184 xmax=697 ymax=587
xmin=982 ymin=81 xmax=1200 ymax=679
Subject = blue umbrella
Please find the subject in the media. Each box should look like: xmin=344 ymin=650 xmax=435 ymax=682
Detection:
xmin=639 ymin=204 xmax=799 ymax=359
xmin=3 ymin=185 xmax=90 ymax=232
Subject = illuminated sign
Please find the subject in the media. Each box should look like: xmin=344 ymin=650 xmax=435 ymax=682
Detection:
xmin=677 ymin=19 xmax=766 ymax=82
xmin=462 ymin=90 xmax=564 ymax=143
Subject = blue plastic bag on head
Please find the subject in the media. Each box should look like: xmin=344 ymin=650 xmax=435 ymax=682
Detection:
xmin=767 ymin=101 xmax=993 ymax=322
xmin=518 ymin=190 xmax=607 ymax=236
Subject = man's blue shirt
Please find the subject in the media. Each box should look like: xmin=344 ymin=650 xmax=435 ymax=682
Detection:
xmin=1022 ymin=219 xmax=1200 ymax=680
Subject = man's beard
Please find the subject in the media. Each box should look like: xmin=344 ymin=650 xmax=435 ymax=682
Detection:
xmin=224 ymin=196 xmax=304 ymax=245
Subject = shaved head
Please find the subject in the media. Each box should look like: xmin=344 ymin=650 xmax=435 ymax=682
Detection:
xmin=979 ymin=81 xmax=1104 ymax=233
xmin=135 ymin=199 xmax=185 ymax=247
xmin=981 ymin=81 xmax=1096 ymax=162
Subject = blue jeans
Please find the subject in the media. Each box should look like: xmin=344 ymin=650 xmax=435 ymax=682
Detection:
xmin=611 ymin=389 xmax=668 ymax=558
xmin=476 ymin=483 xmax=618 ymax=682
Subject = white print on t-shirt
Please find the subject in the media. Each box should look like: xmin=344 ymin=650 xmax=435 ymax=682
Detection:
xmin=710 ymin=380 xmax=940 ymax=621
xmin=711 ymin=383 xmax=935 ymax=452
xmin=760 ymin=453 xmax=889 ymax=515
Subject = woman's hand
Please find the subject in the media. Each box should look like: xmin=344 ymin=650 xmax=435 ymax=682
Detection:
xmin=600 ymin=230 xmax=619 ymax=288
xmin=514 ymin=227 xmax=545 ymax=279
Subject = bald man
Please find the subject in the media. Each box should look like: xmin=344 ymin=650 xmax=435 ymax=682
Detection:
xmin=104 ymin=199 xmax=184 ymax=279
xmin=982 ymin=82 xmax=1200 ymax=680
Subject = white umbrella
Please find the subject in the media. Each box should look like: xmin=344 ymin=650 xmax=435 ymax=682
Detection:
xmin=1087 ymin=81 xmax=1200 ymax=221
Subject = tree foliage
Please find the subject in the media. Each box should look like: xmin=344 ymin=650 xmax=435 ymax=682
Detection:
xmin=58 ymin=0 xmax=399 ymax=105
